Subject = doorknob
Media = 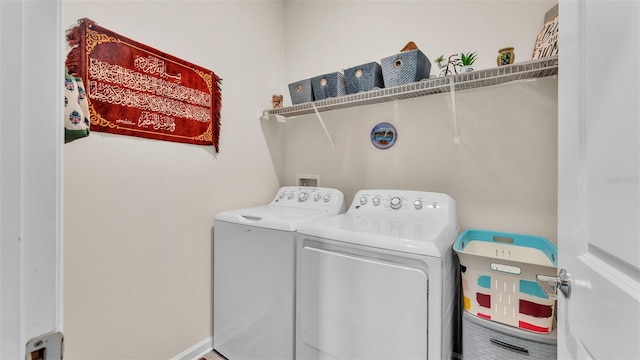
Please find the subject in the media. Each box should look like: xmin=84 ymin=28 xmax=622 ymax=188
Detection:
xmin=536 ymin=268 xmax=571 ymax=299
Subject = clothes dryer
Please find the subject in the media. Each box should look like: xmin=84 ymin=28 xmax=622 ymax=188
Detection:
xmin=295 ymin=190 xmax=460 ymax=360
xmin=214 ymin=186 xmax=345 ymax=360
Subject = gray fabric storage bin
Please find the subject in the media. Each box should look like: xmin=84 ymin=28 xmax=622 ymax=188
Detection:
xmin=344 ymin=62 xmax=384 ymax=94
xmin=381 ymin=49 xmax=431 ymax=87
xmin=288 ymin=79 xmax=314 ymax=105
xmin=462 ymin=311 xmax=556 ymax=360
xmin=311 ymin=72 xmax=346 ymax=100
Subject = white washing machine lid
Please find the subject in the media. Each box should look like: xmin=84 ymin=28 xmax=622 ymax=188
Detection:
xmin=297 ymin=189 xmax=459 ymax=256
xmin=215 ymin=205 xmax=339 ymax=232
xmin=214 ymin=186 xmax=346 ymax=232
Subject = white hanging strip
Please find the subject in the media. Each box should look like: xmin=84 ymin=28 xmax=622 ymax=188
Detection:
xmin=449 ymin=77 xmax=461 ymax=144
xmin=312 ymin=103 xmax=335 ymax=148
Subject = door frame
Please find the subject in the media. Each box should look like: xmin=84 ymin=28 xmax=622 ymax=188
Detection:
xmin=0 ymin=0 xmax=64 ymax=358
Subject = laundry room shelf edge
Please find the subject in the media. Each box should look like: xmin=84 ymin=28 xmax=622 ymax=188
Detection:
xmin=262 ymin=56 xmax=558 ymax=119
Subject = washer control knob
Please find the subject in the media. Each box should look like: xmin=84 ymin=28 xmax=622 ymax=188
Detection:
xmin=414 ymin=200 xmax=423 ymax=209
xmin=279 ymin=192 xmax=286 ymax=199
xmin=359 ymin=197 xmax=368 ymax=206
xmin=287 ymin=193 xmax=295 ymax=200
xmin=313 ymin=193 xmax=321 ymax=202
xmin=298 ymin=192 xmax=309 ymax=202
xmin=323 ymin=194 xmax=332 ymax=202
xmin=372 ymin=197 xmax=381 ymax=206
xmin=390 ymin=197 xmax=402 ymax=210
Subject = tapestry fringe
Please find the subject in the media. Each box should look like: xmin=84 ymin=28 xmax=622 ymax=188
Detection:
xmin=66 ymin=25 xmax=80 ymax=47
xmin=65 ymin=46 xmax=80 ymax=76
xmin=213 ymin=76 xmax=223 ymax=152
xmin=65 ymin=18 xmax=95 ymax=76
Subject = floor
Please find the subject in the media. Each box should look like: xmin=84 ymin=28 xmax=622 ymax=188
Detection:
xmin=200 ymin=350 xmax=225 ymax=360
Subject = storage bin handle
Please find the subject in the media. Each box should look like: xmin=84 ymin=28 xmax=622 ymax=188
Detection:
xmin=490 ymin=262 xmax=521 ymax=275
xmin=489 ymin=338 xmax=529 ymax=355
xmin=493 ymin=235 xmax=514 ymax=243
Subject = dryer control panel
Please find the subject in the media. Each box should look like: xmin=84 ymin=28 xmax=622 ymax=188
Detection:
xmin=272 ymin=186 xmax=345 ymax=212
xmin=350 ymin=189 xmax=456 ymax=215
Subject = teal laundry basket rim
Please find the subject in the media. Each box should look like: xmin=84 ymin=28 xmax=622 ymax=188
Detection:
xmin=454 ymin=229 xmax=557 ymax=266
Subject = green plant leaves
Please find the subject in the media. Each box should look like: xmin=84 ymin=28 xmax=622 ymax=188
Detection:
xmin=460 ymin=52 xmax=478 ymax=66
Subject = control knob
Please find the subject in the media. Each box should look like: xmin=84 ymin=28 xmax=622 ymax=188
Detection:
xmin=287 ymin=193 xmax=295 ymax=200
xmin=359 ymin=197 xmax=368 ymax=206
xmin=390 ymin=197 xmax=402 ymax=210
xmin=323 ymin=194 xmax=332 ymax=202
xmin=298 ymin=192 xmax=309 ymax=202
xmin=414 ymin=200 xmax=423 ymax=209
xmin=278 ymin=192 xmax=286 ymax=199
xmin=372 ymin=197 xmax=381 ymax=206
xmin=313 ymin=193 xmax=321 ymax=202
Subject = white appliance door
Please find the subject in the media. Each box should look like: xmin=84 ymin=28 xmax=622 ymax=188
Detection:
xmin=297 ymin=245 xmax=428 ymax=360
xmin=559 ymin=1 xmax=640 ymax=359
xmin=214 ymin=223 xmax=295 ymax=359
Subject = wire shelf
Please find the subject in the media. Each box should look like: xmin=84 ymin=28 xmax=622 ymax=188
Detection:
xmin=263 ymin=56 xmax=558 ymax=119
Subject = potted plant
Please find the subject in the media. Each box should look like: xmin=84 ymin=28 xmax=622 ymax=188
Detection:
xmin=434 ymin=54 xmax=446 ymax=69
xmin=460 ymin=52 xmax=478 ymax=73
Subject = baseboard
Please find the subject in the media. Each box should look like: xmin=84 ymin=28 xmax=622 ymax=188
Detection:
xmin=171 ymin=336 xmax=214 ymax=360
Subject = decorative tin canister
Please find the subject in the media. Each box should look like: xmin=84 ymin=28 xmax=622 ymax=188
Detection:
xmin=497 ymin=47 xmax=515 ymax=66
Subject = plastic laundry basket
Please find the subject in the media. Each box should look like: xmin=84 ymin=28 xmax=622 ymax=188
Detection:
xmin=454 ymin=229 xmax=558 ymax=334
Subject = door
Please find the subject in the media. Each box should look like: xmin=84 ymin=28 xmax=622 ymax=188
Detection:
xmin=0 ymin=0 xmax=64 ymax=359
xmin=558 ymin=1 xmax=640 ymax=359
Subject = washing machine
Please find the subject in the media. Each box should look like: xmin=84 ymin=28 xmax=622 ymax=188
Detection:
xmin=214 ymin=186 xmax=345 ymax=360
xmin=295 ymin=189 xmax=460 ymax=360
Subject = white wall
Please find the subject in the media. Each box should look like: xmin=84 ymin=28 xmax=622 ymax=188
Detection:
xmin=272 ymin=0 xmax=558 ymax=240
xmin=284 ymin=0 xmax=557 ymax=89
xmin=62 ymin=1 xmax=285 ymax=358
xmin=277 ymin=79 xmax=558 ymax=240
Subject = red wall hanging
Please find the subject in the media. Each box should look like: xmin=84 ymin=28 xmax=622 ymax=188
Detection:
xmin=66 ymin=18 xmax=222 ymax=151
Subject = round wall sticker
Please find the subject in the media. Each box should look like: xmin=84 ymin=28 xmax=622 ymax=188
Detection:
xmin=370 ymin=122 xmax=397 ymax=149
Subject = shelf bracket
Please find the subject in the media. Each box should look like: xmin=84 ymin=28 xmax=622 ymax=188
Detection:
xmin=259 ymin=109 xmax=270 ymax=121
xmin=260 ymin=109 xmax=287 ymax=123
xmin=449 ymin=77 xmax=461 ymax=144
xmin=312 ymin=103 xmax=335 ymax=148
